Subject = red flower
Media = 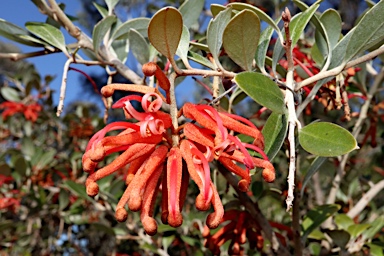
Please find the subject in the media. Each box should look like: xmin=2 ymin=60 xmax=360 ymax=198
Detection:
xmin=0 ymin=101 xmax=42 ymax=122
xmin=82 ymin=63 xmax=276 ymax=235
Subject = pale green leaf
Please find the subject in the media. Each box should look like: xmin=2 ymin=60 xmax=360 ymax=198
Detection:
xmin=63 ymin=180 xmax=91 ymax=200
xmin=234 ymin=72 xmax=286 ymax=113
xmin=262 ymin=112 xmax=288 ymax=160
xmin=301 ymin=157 xmax=327 ymax=197
xmin=25 ymin=22 xmax=67 ymax=53
xmin=320 ymin=9 xmax=342 ymax=51
xmin=0 ymin=19 xmax=44 ymax=47
xmin=93 ymin=2 xmax=108 ymax=18
xmin=228 ymin=2 xmax=283 ymax=43
xmin=334 ymin=214 xmax=354 ymax=230
xmin=255 ymin=20 xmax=275 ymax=73
xmin=363 ymin=216 xmax=384 ymax=240
xmin=179 ymin=0 xmax=204 ymax=28
xmin=344 ymin=0 xmax=384 ymax=63
xmin=211 ymin=4 xmax=226 ymax=18
xmin=93 ymin=16 xmax=117 ymax=57
xmin=176 ymin=25 xmax=190 ymax=64
xmin=299 ymin=122 xmax=358 ymax=157
xmin=290 ymin=2 xmax=319 ymax=47
xmin=223 ymin=10 xmax=260 ymax=71
xmin=347 ymin=223 xmax=371 ymax=238
xmin=1 ymin=87 xmax=21 ymax=102
xmin=105 ymin=0 xmax=119 ymax=11
xmin=129 ymin=28 xmax=149 ymax=65
xmin=111 ymin=18 xmax=150 ymax=40
xmin=207 ymin=7 xmax=232 ymax=65
xmin=187 ymin=51 xmax=215 ymax=70
xmin=148 ymin=7 xmax=183 ymax=60
xmin=111 ymin=39 xmax=129 ymax=63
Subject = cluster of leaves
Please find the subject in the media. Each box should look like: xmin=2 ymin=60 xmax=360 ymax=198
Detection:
xmin=1 ymin=0 xmax=384 ymax=255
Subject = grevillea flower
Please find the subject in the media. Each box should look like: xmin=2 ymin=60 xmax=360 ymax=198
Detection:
xmin=0 ymin=101 xmax=42 ymax=122
xmin=82 ymin=62 xmax=276 ymax=235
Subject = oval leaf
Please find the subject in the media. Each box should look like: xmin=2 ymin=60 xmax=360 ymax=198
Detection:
xmin=234 ymin=72 xmax=286 ymax=113
xmin=179 ymin=0 xmax=204 ymax=28
xmin=111 ymin=18 xmax=150 ymax=41
xmin=1 ymin=87 xmax=21 ymax=102
xmin=262 ymin=112 xmax=288 ymax=160
xmin=176 ymin=25 xmax=190 ymax=64
xmin=92 ymin=15 xmax=117 ymax=57
xmin=148 ymin=7 xmax=183 ymax=60
xmin=129 ymin=29 xmax=149 ymax=65
xmin=223 ymin=10 xmax=260 ymax=71
xmin=299 ymin=122 xmax=358 ymax=157
xmin=207 ymin=7 xmax=232 ymax=66
xmin=25 ymin=22 xmax=67 ymax=53
xmin=0 ymin=19 xmax=44 ymax=47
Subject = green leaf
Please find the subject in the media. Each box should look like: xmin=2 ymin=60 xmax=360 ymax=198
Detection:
xmin=362 ymin=216 xmax=384 ymax=240
xmin=1 ymin=87 xmax=20 ymax=102
xmin=187 ymin=51 xmax=215 ymax=70
xmin=111 ymin=39 xmax=129 ymax=63
xmin=344 ymin=0 xmax=384 ymax=63
xmin=105 ymin=0 xmax=119 ymax=11
xmin=207 ymin=7 xmax=232 ymax=66
xmin=148 ymin=7 xmax=183 ymax=60
xmin=34 ymin=149 xmax=57 ymax=170
xmin=262 ymin=112 xmax=288 ymax=160
xmin=255 ymin=22 xmax=275 ymax=73
xmin=299 ymin=122 xmax=358 ymax=157
xmin=179 ymin=0 xmax=204 ymax=28
xmin=129 ymin=29 xmax=149 ymax=65
xmin=63 ymin=180 xmax=90 ymax=200
xmin=93 ymin=15 xmax=117 ymax=57
xmin=93 ymin=2 xmax=108 ymax=18
xmin=367 ymin=243 xmax=384 ymax=256
xmin=302 ymin=204 xmax=341 ymax=240
xmin=234 ymin=72 xmax=286 ymax=113
xmin=0 ymin=19 xmax=44 ymax=47
xmin=301 ymin=157 xmax=326 ymax=197
xmin=251 ymin=181 xmax=263 ymax=199
xmin=111 ymin=18 xmax=150 ymax=40
xmin=59 ymin=189 xmax=70 ymax=210
xmin=223 ymin=10 xmax=260 ymax=71
xmin=320 ymin=9 xmax=342 ymax=51
xmin=228 ymin=3 xmax=283 ymax=43
xmin=326 ymin=230 xmax=350 ymax=249
xmin=347 ymin=223 xmax=371 ymax=238
xmin=211 ymin=4 xmax=226 ymax=18
xmin=25 ymin=22 xmax=67 ymax=54
xmin=13 ymin=155 xmax=28 ymax=176
xmin=176 ymin=25 xmax=190 ymax=64
xmin=290 ymin=2 xmax=319 ymax=48
xmin=334 ymin=214 xmax=354 ymax=230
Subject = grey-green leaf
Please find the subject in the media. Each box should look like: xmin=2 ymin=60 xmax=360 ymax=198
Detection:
xmin=299 ymin=122 xmax=358 ymax=157
xmin=223 ymin=10 xmax=260 ymax=71
xmin=234 ymin=72 xmax=286 ymax=113
xmin=111 ymin=18 xmax=150 ymax=41
xmin=256 ymin=21 xmax=275 ymax=73
xmin=187 ymin=51 xmax=215 ymax=70
xmin=0 ymin=19 xmax=44 ymax=47
xmin=176 ymin=25 xmax=190 ymax=64
xmin=290 ymin=2 xmax=319 ymax=47
xmin=207 ymin=7 xmax=232 ymax=66
xmin=93 ymin=15 xmax=117 ymax=57
xmin=1 ymin=87 xmax=21 ymax=102
xmin=129 ymin=29 xmax=149 ymax=65
xmin=93 ymin=2 xmax=108 ymax=18
xmin=25 ymin=22 xmax=67 ymax=53
xmin=262 ymin=112 xmax=288 ymax=160
xmin=148 ymin=7 xmax=183 ymax=60
xmin=179 ymin=0 xmax=204 ymax=28
xmin=228 ymin=2 xmax=283 ymax=44
xmin=344 ymin=0 xmax=384 ymax=63
xmin=105 ymin=0 xmax=119 ymax=11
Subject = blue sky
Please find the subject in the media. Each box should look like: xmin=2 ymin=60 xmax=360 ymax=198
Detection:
xmin=0 ymin=1 xmax=88 ymax=106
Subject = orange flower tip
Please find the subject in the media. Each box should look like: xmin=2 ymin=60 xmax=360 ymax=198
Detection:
xmin=196 ymin=194 xmax=211 ymax=211
xmin=115 ymin=208 xmax=128 ymax=222
xmin=229 ymin=243 xmax=241 ymax=255
xmin=206 ymin=212 xmax=222 ymax=229
xmin=142 ymin=216 xmax=158 ymax=236
xmin=262 ymin=168 xmax=275 ymax=183
xmin=128 ymin=197 xmax=142 ymax=212
xmin=83 ymin=158 xmax=97 ymax=173
xmin=89 ymin=147 xmax=105 ymax=162
xmin=168 ymin=212 xmax=183 ymax=227
xmin=142 ymin=62 xmax=157 ymax=77
xmin=86 ymin=182 xmax=99 ymax=197
xmin=202 ymin=226 xmax=211 ymax=237
xmin=238 ymin=179 xmax=250 ymax=192
xmin=161 ymin=211 xmax=169 ymax=224
xmin=126 ymin=174 xmax=134 ymax=185
xmin=101 ymin=86 xmax=114 ymax=97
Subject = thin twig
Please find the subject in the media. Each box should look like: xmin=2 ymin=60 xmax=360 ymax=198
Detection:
xmin=0 ymin=49 xmax=59 ymax=61
xmin=56 ymin=58 xmax=73 ymax=116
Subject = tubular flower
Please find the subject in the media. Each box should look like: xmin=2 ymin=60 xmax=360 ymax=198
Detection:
xmin=82 ymin=64 xmax=275 ymax=235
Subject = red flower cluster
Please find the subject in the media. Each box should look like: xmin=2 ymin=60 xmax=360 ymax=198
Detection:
xmin=82 ymin=63 xmax=275 ymax=235
xmin=0 ymin=101 xmax=42 ymax=122
xmin=0 ymin=175 xmax=20 ymax=212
